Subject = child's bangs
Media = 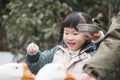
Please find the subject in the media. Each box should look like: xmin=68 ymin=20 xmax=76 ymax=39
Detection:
xmin=62 ymin=13 xmax=80 ymax=29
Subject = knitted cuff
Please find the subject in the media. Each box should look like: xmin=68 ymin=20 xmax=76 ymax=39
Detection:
xmin=27 ymin=52 xmax=40 ymax=63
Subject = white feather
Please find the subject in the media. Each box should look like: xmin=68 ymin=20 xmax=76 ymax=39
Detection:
xmin=35 ymin=63 xmax=66 ymax=80
xmin=0 ymin=63 xmax=23 ymax=80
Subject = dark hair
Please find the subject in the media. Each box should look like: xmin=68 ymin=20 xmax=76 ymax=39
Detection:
xmin=59 ymin=12 xmax=93 ymax=42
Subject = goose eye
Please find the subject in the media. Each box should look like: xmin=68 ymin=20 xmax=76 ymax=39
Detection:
xmin=57 ymin=66 xmax=62 ymax=70
xmin=15 ymin=67 xmax=18 ymax=69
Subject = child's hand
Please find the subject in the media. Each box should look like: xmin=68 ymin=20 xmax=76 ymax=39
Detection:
xmin=80 ymin=73 xmax=96 ymax=80
xmin=27 ymin=43 xmax=39 ymax=55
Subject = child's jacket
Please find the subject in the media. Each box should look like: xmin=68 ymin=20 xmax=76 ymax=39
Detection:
xmin=25 ymin=41 xmax=99 ymax=79
xmin=52 ymin=44 xmax=95 ymax=80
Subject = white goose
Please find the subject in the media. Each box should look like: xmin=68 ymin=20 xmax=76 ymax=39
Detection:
xmin=0 ymin=63 xmax=75 ymax=80
xmin=35 ymin=63 xmax=75 ymax=80
xmin=0 ymin=63 xmax=35 ymax=80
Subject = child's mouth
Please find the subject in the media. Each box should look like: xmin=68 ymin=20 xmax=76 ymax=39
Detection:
xmin=67 ymin=42 xmax=75 ymax=47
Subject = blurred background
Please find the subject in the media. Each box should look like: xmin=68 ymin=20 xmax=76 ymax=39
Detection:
xmin=0 ymin=0 xmax=120 ymax=64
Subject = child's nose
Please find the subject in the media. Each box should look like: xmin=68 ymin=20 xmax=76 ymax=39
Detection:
xmin=67 ymin=35 xmax=74 ymax=40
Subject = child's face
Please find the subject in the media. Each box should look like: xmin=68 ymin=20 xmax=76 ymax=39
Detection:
xmin=63 ymin=27 xmax=87 ymax=51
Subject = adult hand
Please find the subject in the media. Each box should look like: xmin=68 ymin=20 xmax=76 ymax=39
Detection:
xmin=84 ymin=31 xmax=104 ymax=43
xmin=80 ymin=73 xmax=96 ymax=80
xmin=89 ymin=31 xmax=101 ymax=41
xmin=27 ymin=42 xmax=39 ymax=55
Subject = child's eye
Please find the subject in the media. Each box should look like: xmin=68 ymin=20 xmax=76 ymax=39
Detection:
xmin=73 ymin=33 xmax=79 ymax=35
xmin=65 ymin=32 xmax=68 ymax=35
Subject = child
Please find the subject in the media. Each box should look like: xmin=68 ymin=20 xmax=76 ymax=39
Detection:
xmin=25 ymin=12 xmax=104 ymax=80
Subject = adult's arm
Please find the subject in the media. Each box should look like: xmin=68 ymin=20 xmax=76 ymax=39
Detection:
xmin=82 ymin=12 xmax=120 ymax=80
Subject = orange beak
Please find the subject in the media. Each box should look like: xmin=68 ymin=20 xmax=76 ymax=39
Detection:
xmin=22 ymin=63 xmax=35 ymax=80
xmin=65 ymin=71 xmax=75 ymax=80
